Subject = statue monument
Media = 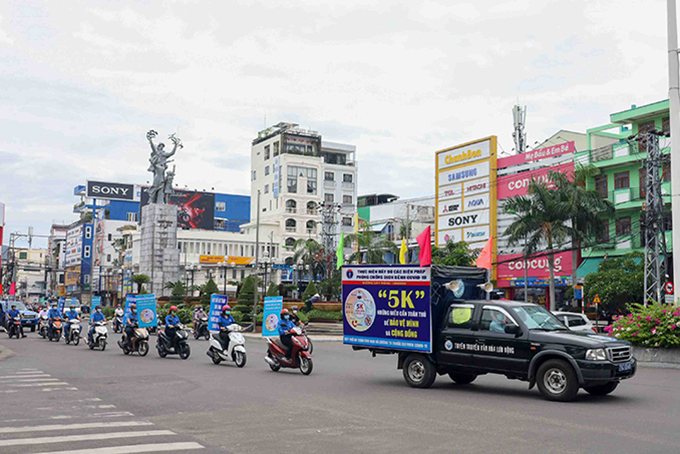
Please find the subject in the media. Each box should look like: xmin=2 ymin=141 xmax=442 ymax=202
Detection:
xmin=139 ymin=130 xmax=182 ymax=297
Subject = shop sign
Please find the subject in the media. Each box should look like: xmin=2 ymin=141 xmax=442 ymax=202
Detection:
xmin=497 ymin=162 xmax=574 ymax=199
xmin=496 ymin=251 xmax=573 ymax=280
xmin=497 ymin=141 xmax=575 ymax=169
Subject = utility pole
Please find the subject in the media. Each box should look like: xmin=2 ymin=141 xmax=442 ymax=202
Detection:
xmin=668 ymin=0 xmax=680 ymax=298
xmin=319 ymin=202 xmax=340 ymax=278
xmin=252 ymin=190 xmax=260 ymax=329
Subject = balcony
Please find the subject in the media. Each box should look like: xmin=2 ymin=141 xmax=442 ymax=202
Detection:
xmin=342 ymin=181 xmax=354 ymax=190
xmin=285 ymin=226 xmax=296 ymax=233
xmin=285 ymin=208 xmax=297 ymax=214
xmin=324 ymin=180 xmax=336 ymax=188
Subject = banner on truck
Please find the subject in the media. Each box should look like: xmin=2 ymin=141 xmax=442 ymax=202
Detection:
xmin=262 ymin=296 xmax=284 ymax=337
xmin=57 ymin=297 xmax=65 ymax=314
xmin=341 ymin=265 xmax=432 ymax=353
xmin=209 ymin=294 xmax=228 ymax=332
xmin=136 ymin=294 xmax=157 ymax=328
xmin=91 ymin=296 xmax=101 ymax=314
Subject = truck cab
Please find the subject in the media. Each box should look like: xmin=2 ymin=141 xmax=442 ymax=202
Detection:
xmin=397 ymin=299 xmax=636 ymax=401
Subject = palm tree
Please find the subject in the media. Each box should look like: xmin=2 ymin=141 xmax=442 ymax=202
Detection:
xmin=346 ymin=220 xmax=400 ymax=264
xmin=131 ymin=274 xmax=149 ymax=294
xmin=292 ymin=238 xmax=325 ymax=280
xmin=504 ymin=180 xmax=576 ymax=311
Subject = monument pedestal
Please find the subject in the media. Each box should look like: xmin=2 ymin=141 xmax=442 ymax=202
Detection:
xmin=139 ymin=204 xmax=179 ymax=297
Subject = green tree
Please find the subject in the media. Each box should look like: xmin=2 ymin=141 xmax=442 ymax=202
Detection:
xmin=200 ymin=278 xmax=219 ymax=306
xmin=266 ymin=282 xmax=279 ymax=297
xmin=303 ymin=281 xmax=319 ymax=301
xmin=432 ymin=241 xmax=480 ymax=266
xmin=169 ymin=281 xmax=187 ymax=306
xmin=584 ymin=252 xmax=643 ymax=313
xmin=318 ymin=270 xmax=341 ymax=301
xmin=346 ymin=220 xmax=400 ymax=264
xmin=235 ymin=275 xmax=256 ymax=322
xmin=131 ymin=274 xmax=149 ymax=294
xmin=293 ymin=239 xmax=325 ymax=280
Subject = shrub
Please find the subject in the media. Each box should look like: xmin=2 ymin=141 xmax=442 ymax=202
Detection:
xmin=295 ymin=311 xmax=309 ymax=323
xmin=176 ymin=308 xmax=192 ymax=324
xmin=169 ymin=282 xmax=187 ymax=306
xmin=237 ymin=276 xmax=257 ymax=322
xmin=102 ymin=307 xmax=115 ymax=319
xmin=306 ymin=309 xmax=342 ymax=321
xmin=200 ymin=278 xmax=220 ymax=306
xmin=266 ymin=282 xmax=279 ymax=297
xmin=302 ymin=281 xmax=319 ymax=301
xmin=606 ymin=302 xmax=680 ymax=348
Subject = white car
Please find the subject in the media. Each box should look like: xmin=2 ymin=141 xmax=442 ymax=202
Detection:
xmin=552 ymin=312 xmax=597 ymax=333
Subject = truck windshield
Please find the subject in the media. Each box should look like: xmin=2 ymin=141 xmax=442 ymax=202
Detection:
xmin=511 ymin=306 xmax=566 ymax=331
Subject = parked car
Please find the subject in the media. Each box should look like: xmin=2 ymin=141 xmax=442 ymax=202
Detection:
xmin=0 ymin=301 xmax=38 ymax=332
xmin=552 ymin=312 xmax=597 ymax=333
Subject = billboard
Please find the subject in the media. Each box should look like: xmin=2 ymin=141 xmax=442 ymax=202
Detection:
xmin=87 ymin=181 xmax=140 ymax=201
xmin=273 ymin=156 xmax=280 ymax=198
xmin=65 ymin=266 xmax=81 ymax=286
xmin=497 ymin=162 xmax=574 ymax=200
xmin=497 ymin=141 xmax=575 ymax=169
xmin=200 ymin=255 xmax=254 ymax=265
xmin=435 ymin=137 xmax=497 ymax=248
xmin=496 ymin=251 xmax=573 ymax=280
xmin=342 ymin=265 xmax=432 ymax=352
xmin=141 ymin=188 xmax=215 ymax=230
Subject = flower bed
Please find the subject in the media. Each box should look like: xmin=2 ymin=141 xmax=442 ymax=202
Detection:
xmin=605 ymin=303 xmax=680 ymax=348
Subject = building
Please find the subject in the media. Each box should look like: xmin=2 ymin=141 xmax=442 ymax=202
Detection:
xmin=10 ymin=247 xmax=47 ymax=304
xmin=576 ymin=100 xmax=673 ymax=280
xmin=47 ymin=224 xmax=69 ymax=298
xmin=246 ymin=122 xmax=358 ymax=262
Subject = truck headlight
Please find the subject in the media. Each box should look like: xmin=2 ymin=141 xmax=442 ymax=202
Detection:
xmin=586 ymin=348 xmax=607 ymax=361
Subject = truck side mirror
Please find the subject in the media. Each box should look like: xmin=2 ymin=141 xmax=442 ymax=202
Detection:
xmin=504 ymin=324 xmax=522 ymax=336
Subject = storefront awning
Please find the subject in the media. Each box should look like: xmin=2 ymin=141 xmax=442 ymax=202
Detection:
xmin=576 ymin=257 xmax=604 ymax=279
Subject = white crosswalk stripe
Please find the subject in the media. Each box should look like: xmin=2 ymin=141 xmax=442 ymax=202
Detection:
xmin=0 ymin=429 xmax=175 ymax=447
xmin=33 ymin=442 xmax=205 ymax=453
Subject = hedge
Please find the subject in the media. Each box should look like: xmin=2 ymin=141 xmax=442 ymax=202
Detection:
xmin=606 ymin=303 xmax=680 ymax=348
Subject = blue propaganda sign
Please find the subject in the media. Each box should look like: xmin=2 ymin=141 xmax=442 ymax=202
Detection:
xmin=136 ymin=294 xmax=157 ymax=328
xmin=262 ymin=296 xmax=284 ymax=337
xmin=91 ymin=296 xmax=101 ymax=314
xmin=341 ymin=265 xmax=432 ymax=353
xmin=123 ymin=294 xmax=136 ymax=326
xmin=57 ymin=297 xmax=65 ymax=314
xmin=209 ymin=294 xmax=228 ymax=332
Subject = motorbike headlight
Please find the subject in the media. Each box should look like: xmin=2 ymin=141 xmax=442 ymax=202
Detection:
xmin=586 ymin=348 xmax=607 ymax=361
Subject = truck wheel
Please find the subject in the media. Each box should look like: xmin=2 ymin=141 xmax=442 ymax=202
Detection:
xmin=448 ymin=372 xmax=477 ymax=384
xmin=536 ymin=359 xmax=579 ymax=402
xmin=403 ymin=354 xmax=436 ymax=388
xmin=584 ymin=381 xmax=618 ymax=396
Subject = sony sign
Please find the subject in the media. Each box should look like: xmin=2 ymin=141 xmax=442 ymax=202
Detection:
xmin=87 ymin=181 xmax=139 ymax=201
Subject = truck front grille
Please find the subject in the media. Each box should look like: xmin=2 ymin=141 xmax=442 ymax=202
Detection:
xmin=607 ymin=346 xmax=632 ymax=363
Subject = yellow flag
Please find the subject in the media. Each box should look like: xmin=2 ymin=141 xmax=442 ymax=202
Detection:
xmin=353 ymin=212 xmax=359 ymax=234
xmin=399 ymin=238 xmax=407 ymax=264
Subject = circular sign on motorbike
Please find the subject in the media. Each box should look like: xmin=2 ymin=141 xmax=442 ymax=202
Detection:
xmin=140 ymin=308 xmax=155 ymax=325
xmin=265 ymin=314 xmax=279 ymax=332
xmin=344 ymin=288 xmax=376 ymax=332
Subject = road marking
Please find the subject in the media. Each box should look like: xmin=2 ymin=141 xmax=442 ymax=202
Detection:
xmin=0 ymin=411 xmax=134 ymax=423
xmin=8 ymin=382 xmax=70 ymax=387
xmin=0 ymin=378 xmax=60 ymax=383
xmin=0 ymin=429 xmax=175 ymax=447
xmin=0 ymin=421 xmax=153 ymax=434
xmin=0 ymin=390 xmax=18 ymax=394
xmin=40 ymin=387 xmax=78 ymax=392
xmin=0 ymin=374 xmax=51 ymax=379
xmin=34 ymin=441 xmax=205 ymax=454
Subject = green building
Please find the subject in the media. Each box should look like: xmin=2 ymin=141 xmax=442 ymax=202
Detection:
xmin=576 ymin=100 xmax=673 ymax=278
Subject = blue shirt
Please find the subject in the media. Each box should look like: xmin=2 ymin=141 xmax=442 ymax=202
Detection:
xmin=65 ymin=310 xmax=79 ymax=320
xmin=218 ymin=315 xmax=235 ymax=329
xmin=278 ymin=319 xmax=296 ymax=335
xmin=48 ymin=308 xmax=61 ymax=319
xmin=8 ymin=309 xmax=20 ymax=318
xmin=165 ymin=314 xmax=180 ymax=327
xmin=91 ymin=312 xmax=106 ymax=323
xmin=126 ymin=312 xmax=138 ymax=326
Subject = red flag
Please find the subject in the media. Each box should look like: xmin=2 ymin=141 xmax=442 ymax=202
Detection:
xmin=476 ymin=237 xmax=494 ymax=269
xmin=416 ymin=226 xmax=431 ymax=267
xmin=9 ymin=282 xmax=15 ymax=295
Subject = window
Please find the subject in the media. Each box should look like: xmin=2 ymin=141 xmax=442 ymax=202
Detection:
xmin=307 ymin=201 xmax=316 ymax=214
xmin=566 ymin=315 xmax=587 ymax=327
xmin=252 ymin=170 xmax=257 ymax=181
xmin=306 ymin=220 xmax=315 ymax=232
xmin=616 ymin=217 xmax=631 ymax=236
xmin=663 ymin=163 xmax=671 ymax=183
xmin=597 ymin=221 xmax=610 ymax=244
xmin=325 ymin=193 xmax=334 ymax=203
xmin=286 ymin=199 xmax=297 ymax=213
xmin=663 ymin=117 xmax=670 ymax=135
xmin=107 ymin=254 xmax=111 ymax=263
xmin=273 ymin=142 xmax=280 ymax=156
xmin=85 ymin=226 xmax=92 ymax=239
xmin=84 ymin=246 xmax=91 ymax=258
xmin=638 ymin=120 xmax=655 ymax=152
xmin=232 ymin=269 xmax=237 ymax=279
xmin=665 ymin=214 xmax=673 ymax=232
xmin=241 ymin=270 xmax=245 ymax=280
xmin=285 ymin=237 xmax=295 ymax=247
xmin=265 ymin=166 xmax=270 ymax=176
xmin=343 ymin=195 xmax=353 ymax=204
xmin=343 ymin=174 xmax=353 ymax=183
xmin=307 ymin=180 xmax=317 ymax=195
xmin=285 ymin=219 xmax=296 ymax=232
xmin=639 ymin=167 xmax=647 ymax=199
xmin=447 ymin=304 xmax=475 ymax=329
xmin=127 ymin=212 xmax=138 ymax=222
xmin=325 ymin=172 xmax=334 ymax=181
xmin=342 ymin=217 xmax=352 ymax=226
xmin=214 ymin=219 xmax=226 ymax=230
xmin=594 ymin=175 xmax=608 ymax=199
xmin=264 ymin=145 xmax=270 ymax=160
xmin=216 ymin=201 xmax=226 ymax=211
xmin=264 ymin=184 xmax=269 ymax=194
xmin=107 ymin=233 xmax=112 ymax=241
xmin=614 ymin=171 xmax=629 ymax=190
xmin=480 ymin=307 xmax=517 ymax=332
xmin=19 ymin=252 xmax=27 ymax=260
xmin=287 ymin=176 xmax=297 ymax=193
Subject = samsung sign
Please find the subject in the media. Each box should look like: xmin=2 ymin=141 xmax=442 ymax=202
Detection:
xmin=87 ymin=181 xmax=140 ymax=201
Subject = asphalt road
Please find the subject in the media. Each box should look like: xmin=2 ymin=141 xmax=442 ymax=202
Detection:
xmin=0 ymin=328 xmax=679 ymax=454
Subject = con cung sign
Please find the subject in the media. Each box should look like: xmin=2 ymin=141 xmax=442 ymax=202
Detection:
xmin=496 ymin=251 xmax=573 ymax=279
xmin=496 ymin=162 xmax=574 ymax=200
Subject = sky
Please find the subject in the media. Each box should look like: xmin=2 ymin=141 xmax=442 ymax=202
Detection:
xmin=0 ymin=0 xmax=673 ymax=247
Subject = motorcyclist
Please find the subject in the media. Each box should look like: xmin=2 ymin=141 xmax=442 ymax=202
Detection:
xmin=63 ymin=305 xmax=80 ymax=340
xmin=217 ymin=305 xmax=236 ymax=350
xmin=88 ymin=305 xmax=106 ymax=344
xmin=193 ymin=305 xmax=207 ymax=326
xmin=8 ymin=304 xmax=26 ymax=338
xmin=47 ymin=303 xmax=62 ymax=339
xmin=113 ymin=304 xmax=124 ymax=331
xmin=165 ymin=306 xmax=181 ymax=350
xmin=38 ymin=305 xmax=49 ymax=319
xmin=114 ymin=304 xmax=124 ymax=318
xmin=290 ymin=305 xmax=301 ymax=325
xmin=278 ymin=309 xmax=297 ymax=360
xmin=124 ymin=304 xmax=138 ymax=350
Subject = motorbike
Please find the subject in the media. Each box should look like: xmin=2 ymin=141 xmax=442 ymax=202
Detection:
xmin=49 ymin=319 xmax=63 ymax=342
xmin=207 ymin=324 xmax=247 ymax=367
xmin=87 ymin=320 xmax=108 ymax=351
xmin=156 ymin=325 xmax=191 ymax=359
xmin=193 ymin=317 xmax=210 ymax=340
xmin=38 ymin=315 xmax=49 ymax=339
xmin=64 ymin=319 xmax=81 ymax=346
xmin=117 ymin=326 xmax=150 ymax=356
xmin=300 ymin=323 xmax=313 ymax=354
xmin=7 ymin=317 xmax=22 ymax=339
xmin=264 ymin=326 xmax=313 ymax=375
xmin=112 ymin=314 xmax=124 ymax=334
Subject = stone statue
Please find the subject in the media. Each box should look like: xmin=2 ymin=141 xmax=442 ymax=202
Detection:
xmin=146 ymin=130 xmax=182 ymax=204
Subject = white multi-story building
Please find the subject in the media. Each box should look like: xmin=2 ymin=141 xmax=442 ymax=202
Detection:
xmin=246 ymin=122 xmax=358 ymax=262
xmin=47 ymin=224 xmax=68 ymax=297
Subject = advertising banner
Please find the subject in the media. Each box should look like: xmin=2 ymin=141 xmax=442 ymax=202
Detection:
xmin=200 ymin=255 xmax=225 ymax=264
xmin=141 ymin=188 xmax=215 ymax=230
xmin=123 ymin=294 xmax=135 ymax=326
xmin=342 ymin=265 xmax=432 ymax=352
xmin=262 ymin=296 xmax=284 ymax=337
xmin=209 ymin=294 xmax=228 ymax=332
xmin=273 ymin=156 xmax=280 ymax=198
xmin=87 ymin=181 xmax=140 ymax=201
xmin=136 ymin=294 xmax=157 ymax=328
xmin=57 ymin=297 xmax=65 ymax=314
xmin=497 ymin=162 xmax=574 ymax=200
xmin=496 ymin=251 xmax=573 ymax=280
xmin=497 ymin=141 xmax=575 ymax=169
xmin=91 ymin=296 xmax=100 ymax=313
xmin=439 ymin=161 xmax=490 ymax=187
xmin=437 ymin=138 xmax=491 ymax=170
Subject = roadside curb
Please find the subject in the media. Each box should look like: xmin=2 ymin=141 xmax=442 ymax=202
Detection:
xmin=637 ymin=361 xmax=680 ymax=370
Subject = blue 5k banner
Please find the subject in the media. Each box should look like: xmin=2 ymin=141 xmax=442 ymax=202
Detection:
xmin=209 ymin=294 xmax=228 ymax=332
xmin=57 ymin=297 xmax=66 ymax=314
xmin=136 ymin=294 xmax=157 ymax=328
xmin=91 ymin=296 xmax=101 ymax=314
xmin=341 ymin=265 xmax=432 ymax=353
xmin=262 ymin=297 xmax=284 ymax=337
xmin=123 ymin=294 xmax=135 ymax=326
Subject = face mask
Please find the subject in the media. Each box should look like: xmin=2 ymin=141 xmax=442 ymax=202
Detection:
xmin=224 ymin=312 xmax=231 ymax=316
xmin=97 ymin=308 xmax=102 ymax=313
xmin=284 ymin=315 xmax=290 ymax=320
